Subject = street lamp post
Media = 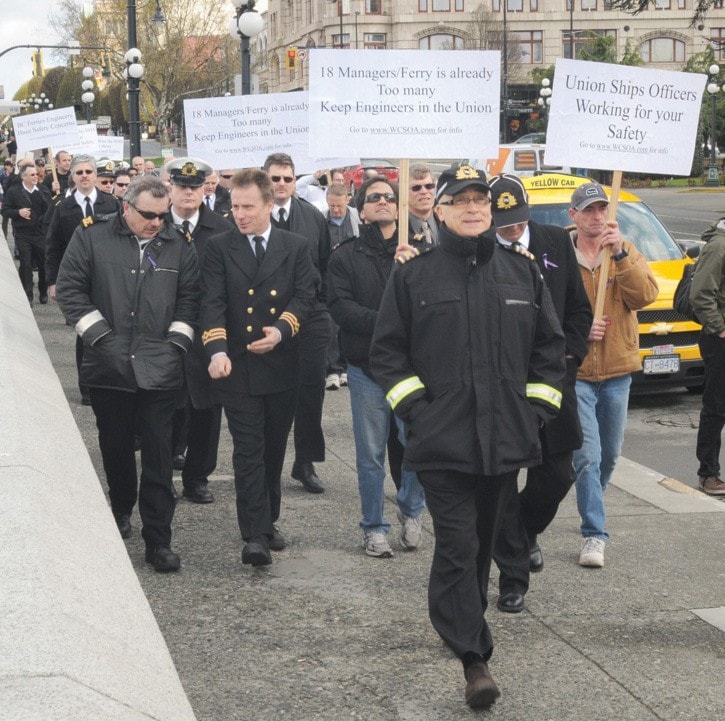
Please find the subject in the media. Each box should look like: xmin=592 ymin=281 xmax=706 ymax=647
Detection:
xmin=125 ymin=46 xmax=144 ymax=159
xmin=706 ymin=63 xmax=721 ymax=187
xmin=537 ymin=77 xmax=552 ymax=129
xmin=20 ymin=92 xmax=52 ymax=114
xmin=81 ymin=66 xmax=95 ymax=124
xmin=502 ymin=0 xmax=508 ymax=142
xmin=229 ymin=0 xmax=264 ymax=96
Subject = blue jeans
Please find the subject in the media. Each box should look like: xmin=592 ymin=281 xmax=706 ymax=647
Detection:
xmin=572 ymin=375 xmax=631 ymax=541
xmin=347 ymin=365 xmax=426 ymax=533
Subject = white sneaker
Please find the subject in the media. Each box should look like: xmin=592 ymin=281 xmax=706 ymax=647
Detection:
xmin=397 ymin=510 xmax=423 ymax=549
xmin=325 ymin=374 xmax=340 ymax=390
xmin=579 ymin=537 xmax=605 ymax=568
xmin=363 ymin=530 xmax=394 ymax=558
xmin=339 ymin=372 xmax=348 ymax=387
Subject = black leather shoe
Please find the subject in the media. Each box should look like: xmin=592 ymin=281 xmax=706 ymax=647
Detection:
xmin=529 ymin=540 xmax=544 ymax=573
xmin=182 ymin=481 xmax=214 ymax=504
xmin=172 ymin=453 xmax=186 ymax=470
xmin=145 ymin=545 xmax=181 ymax=572
xmin=464 ymin=661 xmax=501 ymax=709
xmin=39 ymin=294 xmax=48 ymax=304
xmin=496 ymin=592 xmax=525 ymax=613
xmin=242 ymin=536 xmax=272 ymax=567
xmin=114 ymin=513 xmax=132 ymax=539
xmin=269 ymin=525 xmax=286 ymax=551
xmin=291 ymin=461 xmax=325 ymax=494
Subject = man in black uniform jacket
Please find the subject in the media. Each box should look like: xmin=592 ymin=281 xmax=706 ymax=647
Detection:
xmin=56 ymin=175 xmax=199 ymax=573
xmin=166 ymin=157 xmax=234 ymax=504
xmin=1 ymin=162 xmax=51 ymax=303
xmin=264 ymin=152 xmax=331 ymax=494
xmin=486 ymin=173 xmax=592 ymax=614
xmin=43 ymin=150 xmax=72 ymax=197
xmin=200 ymin=168 xmax=317 ymax=567
xmin=370 ymin=166 xmax=565 ymax=710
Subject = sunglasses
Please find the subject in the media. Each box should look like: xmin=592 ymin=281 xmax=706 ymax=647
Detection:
xmin=129 ymin=202 xmax=167 ymax=221
xmin=364 ymin=192 xmax=397 ymax=204
xmin=75 ymin=169 xmax=94 ymax=176
xmin=98 ymin=179 xmax=114 ymax=185
xmin=411 ymin=183 xmax=436 ymax=192
xmin=221 ymin=174 xmax=233 ymax=179
xmin=270 ymin=175 xmax=294 ymax=183
xmin=115 ymin=182 xmax=129 ymax=187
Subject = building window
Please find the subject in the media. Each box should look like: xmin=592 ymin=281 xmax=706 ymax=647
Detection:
xmin=678 ymin=0 xmax=686 ymax=7
xmin=419 ymin=0 xmax=428 ymax=9
xmin=332 ymin=33 xmax=351 ymax=49
xmin=492 ymin=0 xmax=523 ymax=10
xmin=364 ymin=33 xmax=387 ymax=49
xmin=640 ymin=37 xmax=685 ymax=62
xmin=582 ymin=0 xmax=596 ymax=9
xmin=562 ymin=29 xmax=616 ymax=59
xmin=654 ymin=0 xmax=671 ymax=8
xmin=603 ymin=0 xmax=614 ymax=8
xmin=513 ymin=30 xmax=543 ymax=63
xmin=419 ymin=34 xmax=465 ymax=49
xmin=712 ymin=28 xmax=725 ymax=60
xmin=366 ymin=0 xmax=382 ymax=13
xmin=530 ymin=0 xmax=538 ymax=10
xmin=433 ymin=0 xmax=450 ymax=9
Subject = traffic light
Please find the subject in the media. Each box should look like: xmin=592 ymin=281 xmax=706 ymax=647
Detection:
xmin=31 ymin=51 xmax=44 ymax=78
xmin=101 ymin=51 xmax=111 ymax=77
xmin=285 ymin=48 xmax=298 ymax=71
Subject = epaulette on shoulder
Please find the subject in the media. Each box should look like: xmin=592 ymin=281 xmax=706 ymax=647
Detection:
xmin=396 ymin=244 xmax=433 ymax=265
xmin=502 ymin=242 xmax=536 ymax=262
xmin=332 ymin=236 xmax=356 ymax=252
xmin=54 ymin=196 xmax=63 ymax=206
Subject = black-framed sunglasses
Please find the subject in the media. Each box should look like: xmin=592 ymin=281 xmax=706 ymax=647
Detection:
xmin=74 ymin=169 xmax=94 ymax=176
xmin=270 ymin=175 xmax=294 ymax=183
xmin=98 ymin=179 xmax=114 ymax=185
xmin=129 ymin=202 xmax=167 ymax=220
xmin=364 ymin=192 xmax=397 ymax=204
xmin=115 ymin=182 xmax=130 ymax=187
xmin=411 ymin=182 xmax=436 ymax=192
xmin=220 ymin=174 xmax=233 ymax=179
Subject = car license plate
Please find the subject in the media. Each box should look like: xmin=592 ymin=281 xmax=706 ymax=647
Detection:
xmin=643 ymin=354 xmax=680 ymax=374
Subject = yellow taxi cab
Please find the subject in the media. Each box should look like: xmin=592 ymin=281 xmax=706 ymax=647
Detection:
xmin=522 ymin=173 xmax=704 ymax=392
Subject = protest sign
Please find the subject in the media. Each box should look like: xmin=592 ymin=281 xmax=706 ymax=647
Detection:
xmin=545 ymin=58 xmax=706 ymax=175
xmin=63 ymin=123 xmax=101 ymax=156
xmin=183 ymin=92 xmax=353 ymax=171
xmin=308 ymin=49 xmax=500 ymax=159
xmin=14 ymin=107 xmax=80 ymax=155
xmin=97 ymin=134 xmax=125 ymax=161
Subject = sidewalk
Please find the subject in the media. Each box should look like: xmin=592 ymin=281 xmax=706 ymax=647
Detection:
xmin=31 ymin=297 xmax=725 ymax=721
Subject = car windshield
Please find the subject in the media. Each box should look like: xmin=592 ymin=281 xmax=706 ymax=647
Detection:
xmin=528 ymin=201 xmax=684 ymax=262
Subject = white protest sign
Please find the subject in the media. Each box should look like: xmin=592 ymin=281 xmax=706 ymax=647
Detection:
xmin=309 ymin=49 xmax=500 ymax=159
xmin=14 ymin=107 xmax=81 ymax=155
xmin=63 ymin=123 xmax=101 ymax=156
xmin=184 ymin=92 xmax=357 ymax=172
xmin=97 ymin=134 xmax=125 ymax=161
xmin=545 ymin=58 xmax=706 ymax=175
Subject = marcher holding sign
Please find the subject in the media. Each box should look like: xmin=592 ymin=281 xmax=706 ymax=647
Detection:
xmin=567 ymin=182 xmax=658 ymax=568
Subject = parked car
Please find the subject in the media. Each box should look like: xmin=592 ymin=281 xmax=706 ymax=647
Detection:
xmin=522 ymin=173 xmax=705 ymax=392
xmin=341 ymin=159 xmax=398 ymax=195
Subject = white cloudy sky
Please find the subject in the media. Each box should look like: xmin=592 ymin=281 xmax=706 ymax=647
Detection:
xmin=1 ymin=0 xmax=269 ymax=102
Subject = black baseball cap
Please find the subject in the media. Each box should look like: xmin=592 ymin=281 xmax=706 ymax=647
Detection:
xmin=488 ymin=173 xmax=530 ymax=227
xmin=435 ymin=164 xmax=489 ymax=202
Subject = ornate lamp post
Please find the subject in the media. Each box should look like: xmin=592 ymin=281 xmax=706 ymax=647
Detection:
xmin=124 ymin=47 xmax=145 ymax=159
xmin=81 ymin=66 xmax=96 ymax=124
xmin=229 ymin=0 xmax=265 ymax=96
xmin=537 ymin=77 xmax=552 ymax=129
xmin=706 ymin=63 xmax=721 ymax=188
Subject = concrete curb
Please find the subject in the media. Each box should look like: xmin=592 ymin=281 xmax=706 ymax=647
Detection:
xmin=0 ymin=240 xmax=196 ymax=721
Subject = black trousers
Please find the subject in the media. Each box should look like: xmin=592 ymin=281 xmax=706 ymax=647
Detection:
xmin=15 ymin=233 xmax=46 ymax=300
xmin=418 ymin=469 xmax=517 ymax=662
xmin=493 ymin=449 xmax=575 ymax=595
xmin=293 ymin=308 xmax=331 ymax=464
xmin=90 ymin=387 xmax=178 ymax=548
xmin=222 ymin=388 xmax=297 ymax=540
xmin=326 ymin=319 xmax=346 ymax=375
xmin=182 ymin=403 xmax=222 ymax=489
xmin=696 ymin=333 xmax=725 ymax=477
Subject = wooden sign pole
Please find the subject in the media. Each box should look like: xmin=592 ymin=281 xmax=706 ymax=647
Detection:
xmin=593 ymin=169 xmax=623 ymax=320
xmin=397 ymin=158 xmax=410 ymax=250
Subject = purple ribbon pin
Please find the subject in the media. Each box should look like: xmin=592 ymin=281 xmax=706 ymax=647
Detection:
xmin=542 ymin=253 xmax=558 ymax=269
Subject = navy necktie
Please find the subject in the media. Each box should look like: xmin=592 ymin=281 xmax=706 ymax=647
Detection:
xmin=253 ymin=235 xmax=265 ymax=266
xmin=84 ymin=197 xmax=93 ymax=219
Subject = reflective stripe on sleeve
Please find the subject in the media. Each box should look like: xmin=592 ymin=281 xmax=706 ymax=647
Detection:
xmin=526 ymin=383 xmax=562 ymax=409
xmin=385 ymin=376 xmax=425 ymax=410
xmin=75 ymin=309 xmax=105 ymax=336
xmin=168 ymin=320 xmax=194 ymax=341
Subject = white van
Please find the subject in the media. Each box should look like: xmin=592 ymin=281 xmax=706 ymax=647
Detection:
xmin=467 ymin=144 xmax=572 ymax=177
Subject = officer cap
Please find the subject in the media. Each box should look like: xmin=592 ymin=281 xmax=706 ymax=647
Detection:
xmin=488 ymin=173 xmax=530 ymax=227
xmin=435 ymin=164 xmax=489 ymax=202
xmin=96 ymin=158 xmax=116 ymax=177
xmin=166 ymin=157 xmax=213 ymax=187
